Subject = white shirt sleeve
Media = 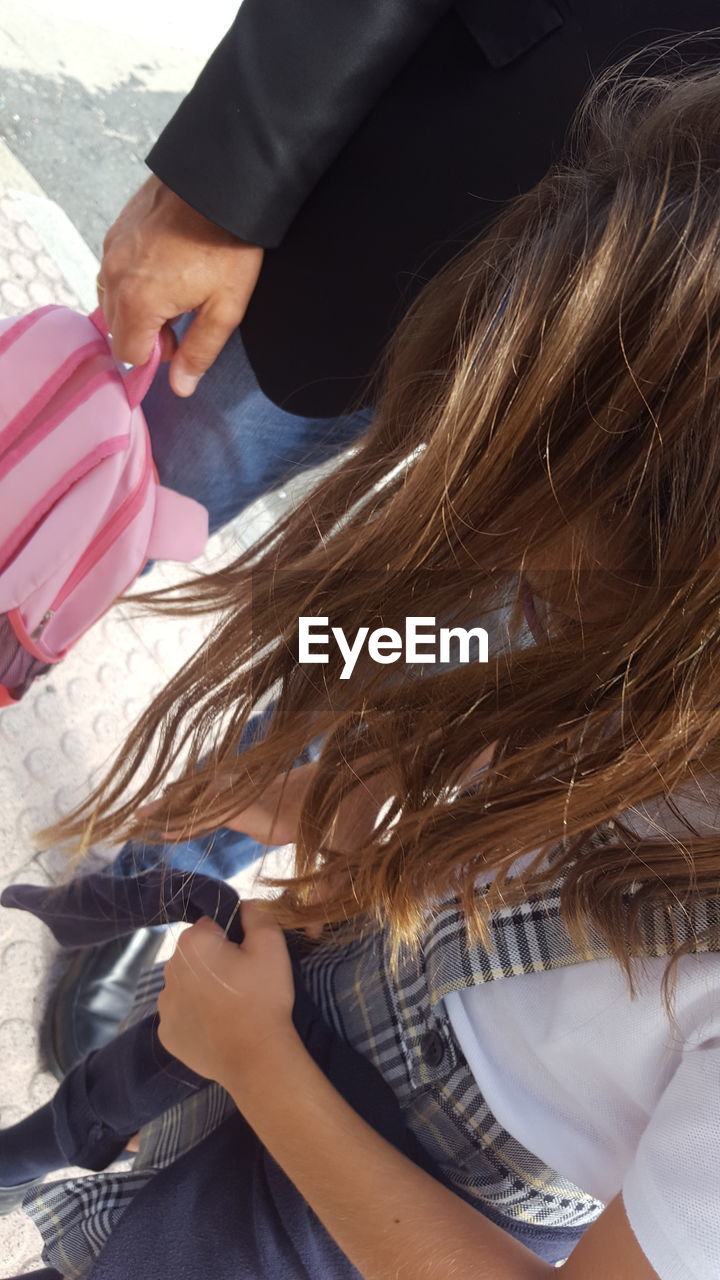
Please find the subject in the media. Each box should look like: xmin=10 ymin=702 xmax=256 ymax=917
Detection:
xmin=622 ymin=1038 xmax=720 ymax=1280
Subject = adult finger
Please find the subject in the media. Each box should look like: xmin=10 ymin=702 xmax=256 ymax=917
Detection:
xmin=169 ymin=296 xmax=245 ymax=397
xmin=106 ymin=280 xmax=168 ymax=368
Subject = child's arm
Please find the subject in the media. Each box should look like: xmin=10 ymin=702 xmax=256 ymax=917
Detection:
xmin=157 ymin=905 xmax=659 ymax=1280
xmin=150 ymin=755 xmax=391 ymax=849
xmin=175 ymin=741 xmax=497 ymax=848
xmin=227 ymin=1031 xmax=655 ymax=1280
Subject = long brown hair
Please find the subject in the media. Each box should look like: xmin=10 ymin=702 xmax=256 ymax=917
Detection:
xmin=47 ymin=60 xmax=720 ymax=975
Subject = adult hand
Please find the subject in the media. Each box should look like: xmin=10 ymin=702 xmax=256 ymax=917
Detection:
xmin=98 ymin=175 xmax=264 ymax=396
xmin=157 ymin=902 xmax=297 ymax=1088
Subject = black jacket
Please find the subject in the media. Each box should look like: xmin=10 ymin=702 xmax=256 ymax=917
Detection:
xmin=148 ymin=1 xmax=720 ymax=416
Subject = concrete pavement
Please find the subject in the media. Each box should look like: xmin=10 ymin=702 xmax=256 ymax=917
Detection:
xmin=0 ymin=0 xmax=239 ymax=253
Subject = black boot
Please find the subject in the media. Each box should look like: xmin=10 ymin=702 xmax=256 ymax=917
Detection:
xmin=40 ymin=928 xmax=166 ymax=1080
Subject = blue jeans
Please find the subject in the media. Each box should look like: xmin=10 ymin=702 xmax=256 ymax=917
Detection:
xmin=144 ymin=316 xmax=372 ymax=535
xmin=110 ymin=323 xmax=371 ymax=881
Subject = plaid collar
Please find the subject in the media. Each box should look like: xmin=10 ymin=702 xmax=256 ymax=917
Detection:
xmin=423 ymin=879 xmax=720 ymax=1008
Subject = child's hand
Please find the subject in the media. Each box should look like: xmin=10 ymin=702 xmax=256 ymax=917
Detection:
xmin=157 ymin=901 xmax=298 ymax=1090
xmin=142 ymin=761 xmax=318 ymax=847
xmin=221 ymin=762 xmax=317 ymax=845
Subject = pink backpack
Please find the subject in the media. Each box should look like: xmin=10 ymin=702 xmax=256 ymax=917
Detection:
xmin=0 ymin=304 xmax=209 ymax=705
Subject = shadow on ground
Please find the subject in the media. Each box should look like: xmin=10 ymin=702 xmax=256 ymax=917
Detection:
xmin=0 ymin=68 xmax=183 ymax=251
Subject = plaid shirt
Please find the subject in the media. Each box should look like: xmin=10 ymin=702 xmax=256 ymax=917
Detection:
xmin=24 ymin=877 xmax=720 ymax=1277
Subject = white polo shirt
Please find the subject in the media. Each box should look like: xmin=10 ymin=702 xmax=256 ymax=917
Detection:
xmin=445 ymin=788 xmax=720 ymax=1278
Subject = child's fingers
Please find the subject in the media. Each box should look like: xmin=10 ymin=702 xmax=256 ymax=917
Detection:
xmin=166 ymin=916 xmax=229 ymax=982
xmin=136 ymin=776 xmax=278 ymax=844
xmin=300 ymin=869 xmax=352 ymax=938
xmin=303 ymin=921 xmax=327 ymax=940
xmin=240 ymin=898 xmax=284 ymax=944
xmin=137 ymin=800 xmax=160 ymax=817
xmin=136 ymin=797 xmax=184 ymax=841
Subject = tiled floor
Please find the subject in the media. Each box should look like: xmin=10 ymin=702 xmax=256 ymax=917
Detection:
xmin=0 ymin=188 xmax=291 ymax=1274
xmin=0 ymin=190 xmax=80 ymax=314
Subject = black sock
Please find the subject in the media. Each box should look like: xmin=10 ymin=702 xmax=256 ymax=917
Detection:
xmin=0 ymin=1101 xmax=66 ymax=1185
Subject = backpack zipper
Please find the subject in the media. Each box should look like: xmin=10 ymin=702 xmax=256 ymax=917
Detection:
xmin=30 ymin=610 xmax=54 ymax=640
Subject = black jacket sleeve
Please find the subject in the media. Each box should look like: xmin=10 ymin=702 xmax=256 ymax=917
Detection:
xmin=146 ymin=0 xmax=452 ymax=247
